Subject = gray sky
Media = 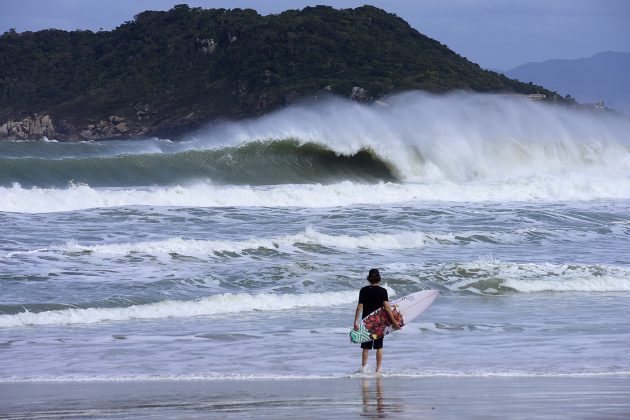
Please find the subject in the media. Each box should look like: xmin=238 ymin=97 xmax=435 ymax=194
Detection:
xmin=1 ymin=0 xmax=628 ymax=70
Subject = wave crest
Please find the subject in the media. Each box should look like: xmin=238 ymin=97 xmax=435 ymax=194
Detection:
xmin=2 ymin=175 xmax=629 ymax=213
xmin=440 ymin=259 xmax=630 ymax=294
xmin=0 ymin=290 xmax=358 ymax=327
xmin=0 ymin=140 xmax=395 ymax=188
xmin=56 ymin=227 xmax=451 ymax=258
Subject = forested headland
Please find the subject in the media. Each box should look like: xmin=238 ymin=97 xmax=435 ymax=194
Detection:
xmin=0 ymin=5 xmax=558 ymax=140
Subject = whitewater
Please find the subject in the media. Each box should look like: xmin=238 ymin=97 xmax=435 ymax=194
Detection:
xmin=1 ymin=92 xmax=629 ymax=381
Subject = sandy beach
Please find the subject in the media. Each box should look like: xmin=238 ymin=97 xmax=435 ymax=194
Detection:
xmin=2 ymin=376 xmax=629 ymax=419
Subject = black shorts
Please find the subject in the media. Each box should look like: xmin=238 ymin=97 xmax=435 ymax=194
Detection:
xmin=361 ymin=337 xmax=383 ymax=350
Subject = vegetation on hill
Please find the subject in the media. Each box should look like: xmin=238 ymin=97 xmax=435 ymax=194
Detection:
xmin=0 ymin=4 xmax=558 ymax=140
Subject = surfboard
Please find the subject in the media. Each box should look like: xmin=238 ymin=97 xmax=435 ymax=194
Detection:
xmin=349 ymin=290 xmax=439 ymax=344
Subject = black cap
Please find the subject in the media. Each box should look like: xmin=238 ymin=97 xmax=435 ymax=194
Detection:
xmin=367 ymin=268 xmax=381 ymax=281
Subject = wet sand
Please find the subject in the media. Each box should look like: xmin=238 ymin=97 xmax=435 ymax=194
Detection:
xmin=1 ymin=376 xmax=629 ymax=419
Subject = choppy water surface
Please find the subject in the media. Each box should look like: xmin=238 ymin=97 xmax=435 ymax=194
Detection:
xmin=1 ymin=92 xmax=629 ymax=381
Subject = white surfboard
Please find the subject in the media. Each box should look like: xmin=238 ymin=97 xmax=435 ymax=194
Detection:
xmin=349 ymin=290 xmax=439 ymax=343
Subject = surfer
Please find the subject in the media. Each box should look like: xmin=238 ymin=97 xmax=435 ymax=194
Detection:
xmin=354 ymin=268 xmax=401 ymax=374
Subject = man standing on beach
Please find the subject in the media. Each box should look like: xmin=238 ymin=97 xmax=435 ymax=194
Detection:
xmin=353 ymin=268 xmax=400 ymax=373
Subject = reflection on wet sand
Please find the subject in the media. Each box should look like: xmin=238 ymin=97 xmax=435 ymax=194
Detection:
xmin=361 ymin=376 xmax=404 ymax=418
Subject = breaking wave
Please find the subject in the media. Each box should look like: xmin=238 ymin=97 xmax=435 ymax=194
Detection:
xmin=192 ymin=92 xmax=630 ymax=184
xmin=0 ymin=290 xmax=359 ymax=327
xmin=2 ymin=92 xmax=630 ymax=212
xmin=55 ymin=227 xmax=454 ymax=257
xmin=439 ymin=259 xmax=630 ymax=294
xmin=0 ymin=140 xmax=394 ymax=188
xmin=2 ymin=175 xmax=629 ymax=213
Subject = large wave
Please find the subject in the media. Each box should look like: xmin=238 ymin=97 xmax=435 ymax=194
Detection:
xmin=1 ymin=92 xmax=630 ymax=211
xmin=192 ymin=92 xmax=630 ymax=183
xmin=0 ymin=140 xmax=394 ymax=188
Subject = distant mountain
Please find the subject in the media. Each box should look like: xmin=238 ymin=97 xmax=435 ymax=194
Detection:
xmin=0 ymin=5 xmax=559 ymax=140
xmin=505 ymin=51 xmax=630 ymax=114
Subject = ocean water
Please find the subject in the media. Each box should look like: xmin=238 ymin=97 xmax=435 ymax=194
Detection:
xmin=1 ymin=92 xmax=630 ymax=381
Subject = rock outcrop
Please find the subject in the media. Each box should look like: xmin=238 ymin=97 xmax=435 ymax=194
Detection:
xmin=196 ymin=38 xmax=216 ymax=55
xmin=0 ymin=113 xmax=150 ymax=141
xmin=0 ymin=114 xmax=55 ymax=140
xmin=78 ymin=115 xmax=148 ymax=140
xmin=351 ymin=86 xmax=369 ymax=102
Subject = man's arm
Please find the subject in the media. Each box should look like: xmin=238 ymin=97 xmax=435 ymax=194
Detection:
xmin=354 ymin=303 xmax=363 ymax=330
xmin=383 ymin=301 xmax=401 ymax=330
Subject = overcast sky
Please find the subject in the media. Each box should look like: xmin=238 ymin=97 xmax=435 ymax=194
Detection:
xmin=1 ymin=0 xmax=628 ymax=70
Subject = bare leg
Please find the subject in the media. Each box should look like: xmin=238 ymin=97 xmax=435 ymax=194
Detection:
xmin=362 ymin=349 xmax=369 ymax=368
xmin=375 ymin=348 xmax=383 ymax=372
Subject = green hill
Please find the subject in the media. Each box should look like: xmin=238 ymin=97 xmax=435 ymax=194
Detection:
xmin=0 ymin=5 xmax=559 ymax=140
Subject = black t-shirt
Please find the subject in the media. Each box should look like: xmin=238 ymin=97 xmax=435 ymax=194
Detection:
xmin=358 ymin=285 xmax=389 ymax=318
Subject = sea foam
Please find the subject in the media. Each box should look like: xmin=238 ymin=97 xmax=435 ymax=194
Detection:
xmin=3 ymin=370 xmax=629 ymax=383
